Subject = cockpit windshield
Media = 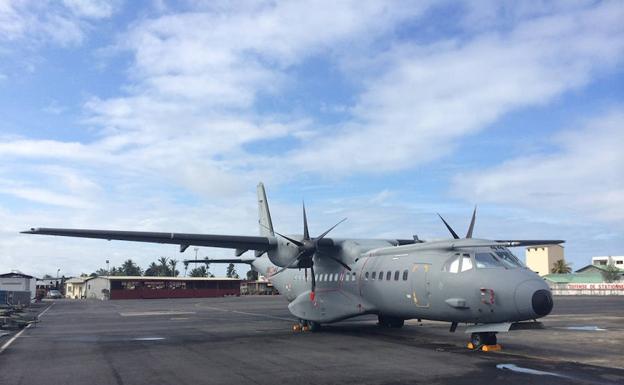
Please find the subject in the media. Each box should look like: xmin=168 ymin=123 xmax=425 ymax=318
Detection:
xmin=475 ymin=252 xmax=503 ymax=268
xmin=493 ymin=249 xmax=524 ymax=268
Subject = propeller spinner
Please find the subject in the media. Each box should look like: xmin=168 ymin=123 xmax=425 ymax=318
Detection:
xmin=271 ymin=203 xmax=350 ymax=301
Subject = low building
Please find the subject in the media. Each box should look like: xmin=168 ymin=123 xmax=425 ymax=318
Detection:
xmin=592 ymin=255 xmax=624 ymax=270
xmin=240 ymin=280 xmax=278 ymax=295
xmin=83 ymin=276 xmax=241 ymax=300
xmin=65 ymin=277 xmax=92 ymax=299
xmin=0 ymin=272 xmax=36 ymax=301
xmin=525 ymin=245 xmax=565 ymax=276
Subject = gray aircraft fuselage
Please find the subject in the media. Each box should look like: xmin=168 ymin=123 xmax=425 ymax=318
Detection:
xmin=252 ymin=239 xmax=551 ymax=325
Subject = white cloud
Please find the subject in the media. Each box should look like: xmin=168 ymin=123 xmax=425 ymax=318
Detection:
xmin=0 ymin=0 xmax=119 ymax=47
xmin=451 ymin=109 xmax=624 ymax=223
xmin=291 ymin=1 xmax=624 ymax=174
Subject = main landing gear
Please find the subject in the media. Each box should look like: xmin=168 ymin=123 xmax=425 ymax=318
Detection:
xmin=292 ymin=319 xmax=321 ymax=332
xmin=467 ymin=332 xmax=501 ymax=351
xmin=377 ymin=315 xmax=405 ymax=328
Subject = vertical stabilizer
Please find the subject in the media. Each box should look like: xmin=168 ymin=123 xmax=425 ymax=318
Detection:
xmin=257 ymin=182 xmax=274 ymax=236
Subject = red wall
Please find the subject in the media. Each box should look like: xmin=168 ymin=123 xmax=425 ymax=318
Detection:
xmin=110 ymin=287 xmax=240 ymax=300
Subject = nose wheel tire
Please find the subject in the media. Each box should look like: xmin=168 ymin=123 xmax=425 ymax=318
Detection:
xmin=470 ymin=332 xmax=497 ymax=349
xmin=378 ymin=315 xmax=405 ymax=328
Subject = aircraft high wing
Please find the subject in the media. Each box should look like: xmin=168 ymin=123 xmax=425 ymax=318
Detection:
xmin=21 ymin=227 xmax=277 ymax=254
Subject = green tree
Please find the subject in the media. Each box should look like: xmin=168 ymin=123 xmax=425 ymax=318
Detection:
xmin=246 ymin=269 xmax=258 ymax=280
xmin=551 ymin=259 xmax=572 ymax=274
xmin=169 ymin=259 xmax=179 ymax=277
xmin=601 ymin=262 xmax=621 ymax=283
xmin=226 ymin=263 xmax=239 ymax=278
xmin=158 ymin=257 xmax=170 ymax=276
xmin=94 ymin=268 xmax=109 ymax=276
xmin=144 ymin=262 xmax=159 ymax=276
xmin=43 ymin=274 xmax=53 ymax=279
xmin=121 ymin=259 xmax=143 ymax=276
xmin=190 ymin=266 xmax=209 ymax=277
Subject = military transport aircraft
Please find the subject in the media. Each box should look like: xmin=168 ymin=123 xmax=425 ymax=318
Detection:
xmin=22 ymin=183 xmax=561 ymax=349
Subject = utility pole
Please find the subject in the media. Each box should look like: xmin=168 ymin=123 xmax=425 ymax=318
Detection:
xmin=194 ymin=247 xmax=199 ymax=262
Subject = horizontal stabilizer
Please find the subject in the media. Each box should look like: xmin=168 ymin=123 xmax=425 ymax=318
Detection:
xmin=183 ymin=258 xmax=254 ymax=265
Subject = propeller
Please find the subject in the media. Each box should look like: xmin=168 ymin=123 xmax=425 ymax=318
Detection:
xmin=272 ymin=203 xmax=349 ymax=301
xmin=438 ymin=206 xmax=477 ymax=239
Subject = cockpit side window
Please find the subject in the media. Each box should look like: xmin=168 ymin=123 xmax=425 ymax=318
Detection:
xmin=460 ymin=254 xmax=473 ymax=272
xmin=475 ymin=252 xmax=503 ymax=268
xmin=443 ymin=255 xmax=461 ymax=273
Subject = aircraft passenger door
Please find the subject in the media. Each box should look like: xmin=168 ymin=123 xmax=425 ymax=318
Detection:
xmin=411 ymin=263 xmax=430 ymax=308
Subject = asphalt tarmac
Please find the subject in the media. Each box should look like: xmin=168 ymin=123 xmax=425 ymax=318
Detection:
xmin=1 ymin=295 xmax=622 ymax=385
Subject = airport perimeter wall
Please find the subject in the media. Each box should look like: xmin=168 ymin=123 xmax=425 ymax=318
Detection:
xmin=550 ymin=283 xmax=624 ymax=295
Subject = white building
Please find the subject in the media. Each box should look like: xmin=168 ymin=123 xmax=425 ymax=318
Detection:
xmin=0 ymin=272 xmax=37 ymax=299
xmin=592 ymin=256 xmax=624 ymax=270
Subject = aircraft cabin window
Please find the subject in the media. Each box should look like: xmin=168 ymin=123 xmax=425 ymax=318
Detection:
xmin=334 ymin=273 xmax=338 ymax=281
xmin=475 ymin=253 xmax=503 ymax=268
xmin=379 ymin=271 xmax=383 ymax=281
xmin=386 ymin=271 xmax=392 ymax=280
xmin=394 ymin=271 xmax=399 ymax=281
xmin=365 ymin=272 xmax=369 ymax=280
xmin=371 ymin=272 xmax=376 ymax=280
xmin=460 ymin=255 xmax=473 ymax=272
xmin=402 ymin=270 xmax=408 ymax=281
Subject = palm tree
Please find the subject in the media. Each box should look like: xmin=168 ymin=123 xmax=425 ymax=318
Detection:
xmin=169 ymin=259 xmax=178 ymax=277
xmin=551 ymin=259 xmax=572 ymax=274
xmin=144 ymin=262 xmax=159 ymax=276
xmin=158 ymin=257 xmax=169 ymax=276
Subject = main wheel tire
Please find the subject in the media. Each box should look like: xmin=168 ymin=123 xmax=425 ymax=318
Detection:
xmin=470 ymin=333 xmax=484 ymax=347
xmin=484 ymin=332 xmax=497 ymax=345
xmin=378 ymin=315 xmax=404 ymax=328
xmin=309 ymin=321 xmax=321 ymax=332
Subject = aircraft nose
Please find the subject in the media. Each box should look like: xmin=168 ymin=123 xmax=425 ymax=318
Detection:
xmin=532 ymin=289 xmax=553 ymax=316
xmin=515 ymin=279 xmax=553 ymax=319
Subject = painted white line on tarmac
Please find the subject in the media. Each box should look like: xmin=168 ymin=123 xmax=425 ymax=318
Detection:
xmin=119 ymin=310 xmax=196 ymax=317
xmin=201 ymin=306 xmax=293 ymax=322
xmin=0 ymin=303 xmax=54 ymax=354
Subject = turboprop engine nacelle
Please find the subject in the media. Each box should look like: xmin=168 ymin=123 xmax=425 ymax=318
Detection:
xmin=267 ymin=235 xmax=303 ymax=268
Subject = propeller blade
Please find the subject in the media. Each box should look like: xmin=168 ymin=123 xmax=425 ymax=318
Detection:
xmin=272 ymin=252 xmax=302 ymax=275
xmin=437 ymin=213 xmax=460 ymax=239
xmin=302 ymin=202 xmax=310 ymax=241
xmin=273 ymin=230 xmax=304 ymax=247
xmin=310 ymin=264 xmax=316 ymax=301
xmin=315 ymin=218 xmax=347 ymax=242
xmin=466 ymin=206 xmax=477 ymax=239
xmin=326 ymin=254 xmax=352 ymax=271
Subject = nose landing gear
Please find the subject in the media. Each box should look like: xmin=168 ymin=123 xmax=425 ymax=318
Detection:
xmin=467 ymin=332 xmax=501 ymax=351
xmin=292 ymin=319 xmax=321 ymax=332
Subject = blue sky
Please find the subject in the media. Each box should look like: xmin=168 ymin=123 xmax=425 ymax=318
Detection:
xmin=0 ymin=0 xmax=623 ymax=278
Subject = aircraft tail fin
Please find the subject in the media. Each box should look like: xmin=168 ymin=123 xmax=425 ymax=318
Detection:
xmin=257 ymin=182 xmax=274 ymax=237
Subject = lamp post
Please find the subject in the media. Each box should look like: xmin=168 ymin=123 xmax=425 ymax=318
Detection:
xmin=106 ymin=260 xmax=110 ymax=276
